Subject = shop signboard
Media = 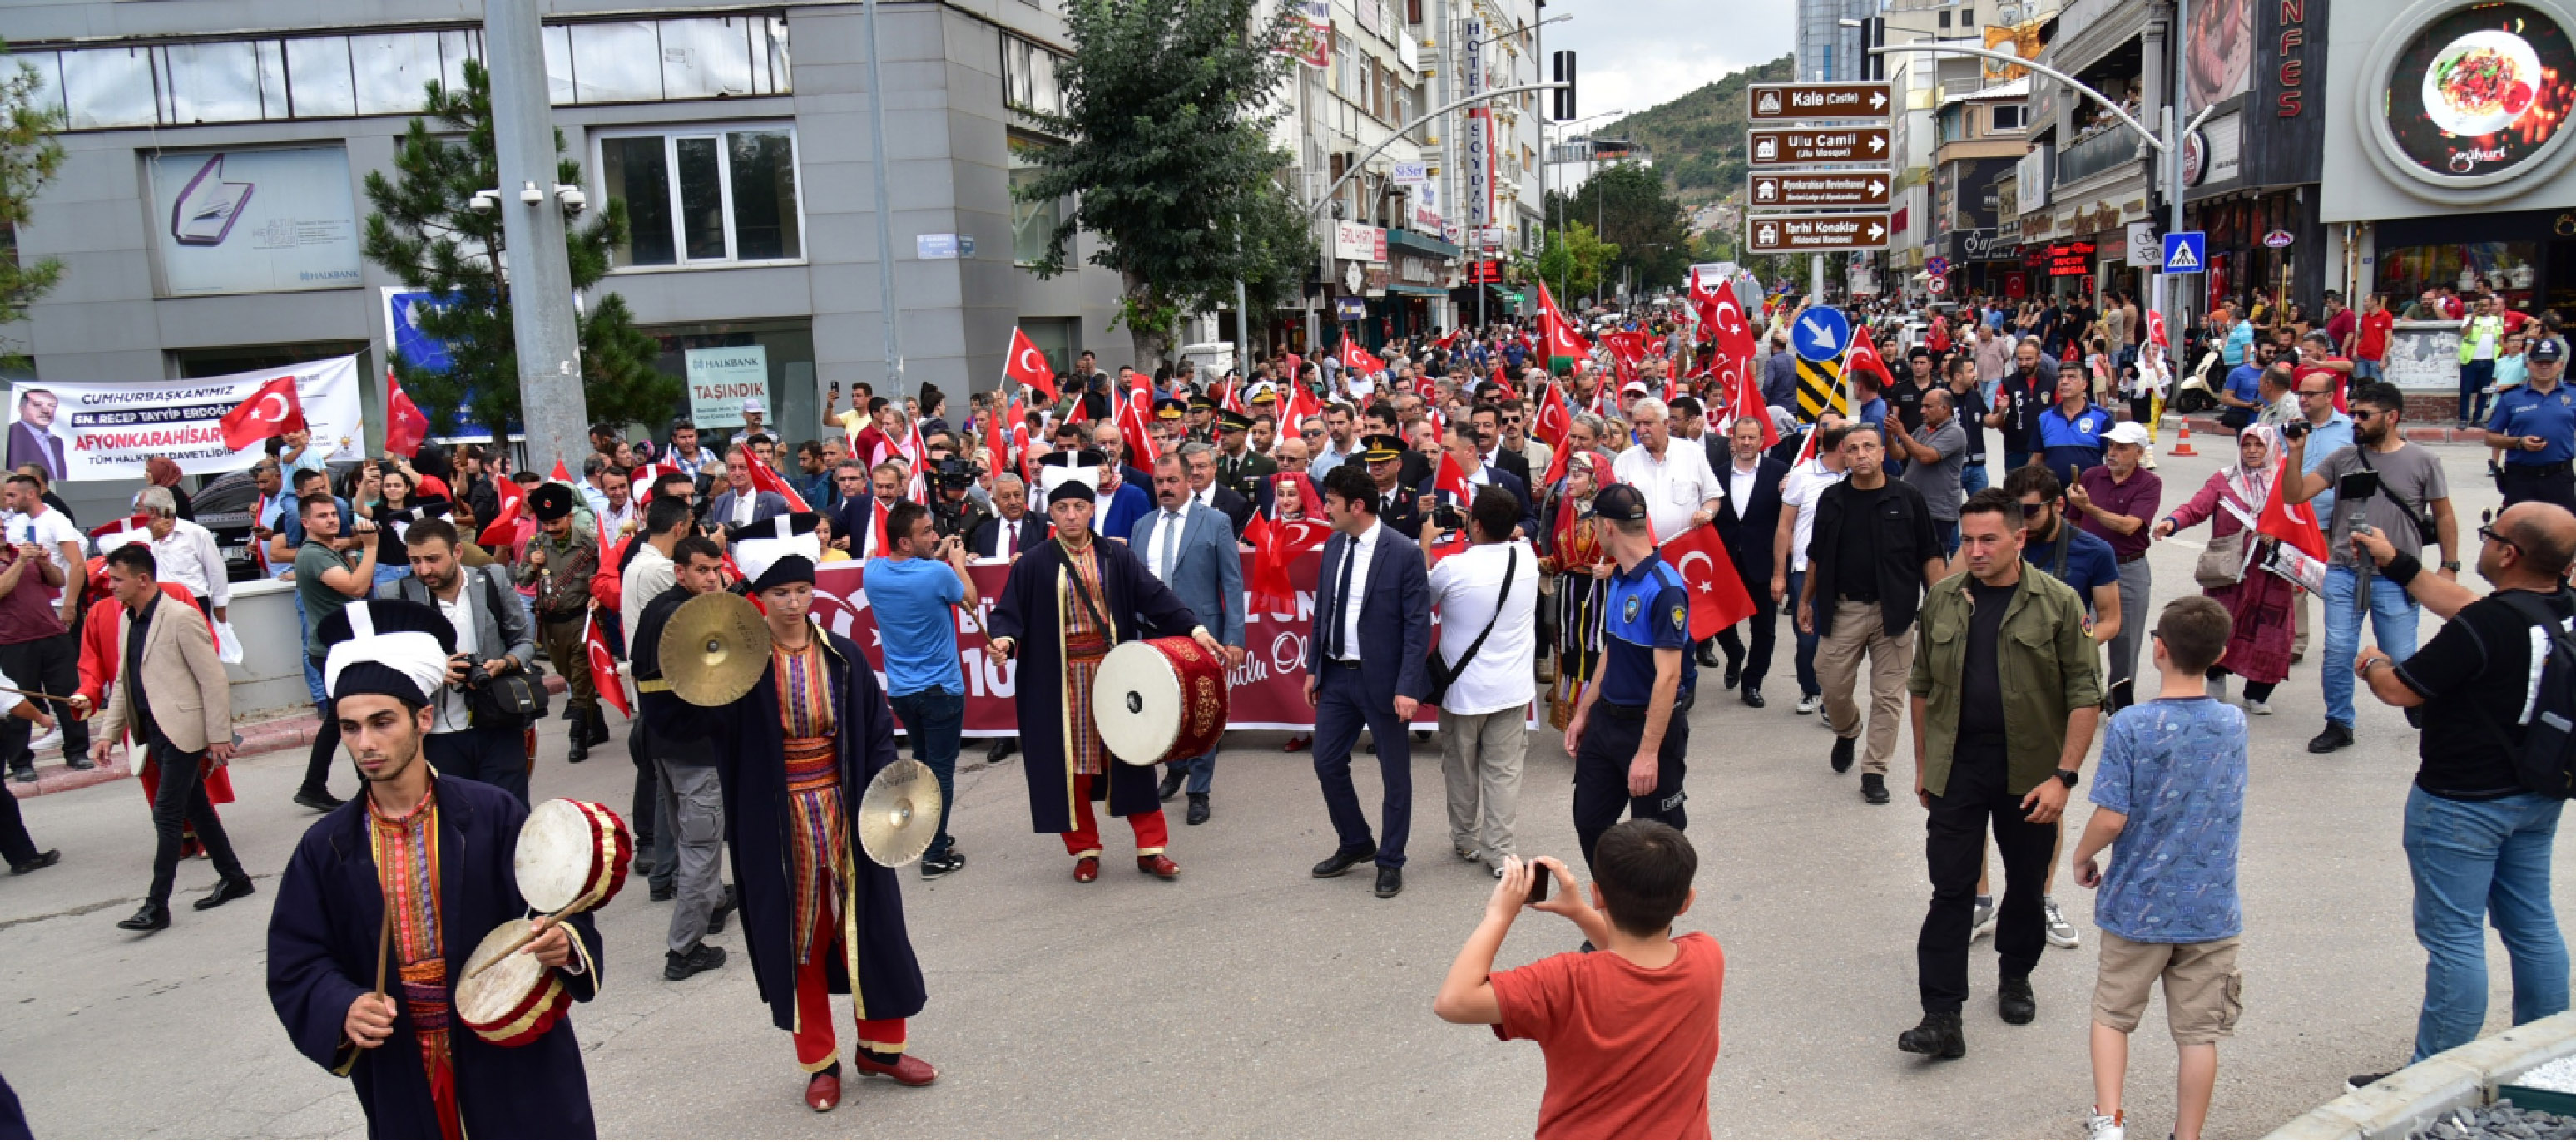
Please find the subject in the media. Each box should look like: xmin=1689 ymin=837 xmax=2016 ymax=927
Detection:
xmin=2374 ymin=2 xmax=2576 ymax=187
xmin=916 ymin=233 xmax=975 ymax=259
xmin=2127 ymin=222 xmax=2161 ymax=267
xmin=1747 ymin=170 xmax=1892 ymax=209
xmin=686 ymin=345 xmax=770 ymax=430
xmin=2384 ymin=320 xmax=2467 ymax=390
xmin=1747 ymin=127 xmax=1892 ymax=166
xmin=1466 ymin=107 xmax=1495 ymax=230
xmin=2184 ymin=0 xmax=2255 ymax=115
xmin=1746 ymin=213 xmax=1890 ymax=254
xmin=2262 ymin=229 xmax=2296 ymax=248
xmin=1746 ymin=82 xmax=1894 ymax=121
xmin=2043 ymin=240 xmax=2098 ymax=277
xmin=1333 ymin=222 xmax=1389 ymax=262
xmin=1947 ymin=226 xmax=2007 ymax=262
xmin=8 ymin=355 xmax=364 ymax=481
xmin=146 ymin=146 xmax=363 ymax=297
xmin=1333 ymin=297 xmax=1369 ymax=322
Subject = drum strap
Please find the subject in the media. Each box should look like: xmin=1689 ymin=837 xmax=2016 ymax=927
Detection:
xmin=1060 ymin=543 xmax=1116 ymax=640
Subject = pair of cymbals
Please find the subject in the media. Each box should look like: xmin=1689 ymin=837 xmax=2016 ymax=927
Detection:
xmin=660 ymin=593 xmax=772 ymax=706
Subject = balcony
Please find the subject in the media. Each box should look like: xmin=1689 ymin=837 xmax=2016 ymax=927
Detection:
xmin=2053 ymin=125 xmax=2142 ymax=188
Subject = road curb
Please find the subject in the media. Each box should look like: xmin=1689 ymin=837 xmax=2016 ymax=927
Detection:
xmin=2267 ymin=1011 xmax=2576 ymax=1139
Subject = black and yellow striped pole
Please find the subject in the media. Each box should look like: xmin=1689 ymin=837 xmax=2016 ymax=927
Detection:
xmin=1795 ymin=354 xmax=1849 ymax=423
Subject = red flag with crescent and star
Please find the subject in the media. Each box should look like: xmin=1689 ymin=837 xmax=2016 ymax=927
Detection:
xmin=1844 ymin=323 xmax=1894 ymax=388
xmin=745 ymin=449 xmax=812 ymax=512
xmin=1534 ymin=281 xmax=1593 ymax=360
xmin=584 ymin=613 xmax=632 ymax=718
xmin=1003 ymin=326 xmax=1058 ymax=399
xmin=1338 ymin=336 xmax=1386 ymax=376
xmin=384 ymin=369 xmax=431 ymax=458
xmin=1118 ymin=386 xmax=1160 ymax=467
xmin=476 ymin=476 xmax=527 ymax=548
xmin=1661 ymin=522 xmax=1759 ymax=641
xmin=2258 ymin=460 xmax=2328 ymax=559
xmin=219 ymin=375 xmax=306 ymax=450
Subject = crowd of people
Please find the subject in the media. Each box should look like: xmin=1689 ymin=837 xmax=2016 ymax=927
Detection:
xmin=3 ymin=274 xmax=2576 ymax=1140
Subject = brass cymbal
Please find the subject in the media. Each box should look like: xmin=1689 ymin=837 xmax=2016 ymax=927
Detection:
xmin=659 ymin=592 xmax=772 ymax=707
xmin=856 ymin=759 xmax=944 ymax=868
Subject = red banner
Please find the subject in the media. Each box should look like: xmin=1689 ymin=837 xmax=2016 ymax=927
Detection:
xmin=805 ymin=555 xmax=1464 ymax=736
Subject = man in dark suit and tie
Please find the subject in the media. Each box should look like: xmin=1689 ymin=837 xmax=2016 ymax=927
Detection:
xmin=8 ymin=389 xmax=67 ymax=482
xmin=1468 ymin=404 xmax=1533 ymax=493
xmin=1355 ymin=433 xmax=1423 ymax=539
xmin=1429 ymin=422 xmax=1539 ymax=541
xmin=1305 ymin=464 xmax=1433 ymax=899
xmin=1133 ymin=454 xmax=1246 ymax=825
xmin=828 ymin=462 xmax=902 ymax=560
xmin=1708 ymin=415 xmax=1791 ymax=707
xmin=1179 ymin=442 xmax=1256 ymax=538
xmin=965 ymin=472 xmax=1046 ymax=562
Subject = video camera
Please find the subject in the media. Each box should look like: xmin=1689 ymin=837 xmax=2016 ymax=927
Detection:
xmin=934 ymin=457 xmax=979 ymax=489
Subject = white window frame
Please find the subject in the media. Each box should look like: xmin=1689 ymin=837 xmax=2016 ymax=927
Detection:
xmin=592 ymin=121 xmax=807 ymax=272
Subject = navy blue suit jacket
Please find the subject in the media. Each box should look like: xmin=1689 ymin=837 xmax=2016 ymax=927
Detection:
xmin=1093 ymin=482 xmax=1152 ymax=541
xmin=1306 ymin=525 xmax=1434 ymax=703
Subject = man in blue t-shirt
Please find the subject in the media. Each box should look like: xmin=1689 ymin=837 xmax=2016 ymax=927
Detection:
xmin=1563 ymin=485 xmax=1697 ymax=871
xmin=864 ymin=499 xmax=980 ymax=878
xmin=2036 ymin=363 xmax=2115 ymax=487
xmin=2217 ymin=341 xmax=2277 ymax=432
xmin=2006 ymin=465 xmax=2123 ymax=641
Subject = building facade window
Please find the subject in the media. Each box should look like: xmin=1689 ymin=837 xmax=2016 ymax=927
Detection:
xmin=1989 ymin=103 xmax=2026 ymax=131
xmin=1000 ymin=34 xmax=1068 ymax=116
xmin=597 ymin=125 xmax=804 ymax=269
xmin=1008 ymin=137 xmax=1062 ymax=267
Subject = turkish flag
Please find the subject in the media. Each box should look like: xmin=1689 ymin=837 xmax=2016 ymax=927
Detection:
xmin=2147 ymin=309 xmax=2169 ymax=348
xmin=1845 ymin=324 xmax=1894 ymax=388
xmin=1003 ymin=326 xmax=1058 ymax=399
xmin=2257 ymin=461 xmax=2328 ymax=559
xmin=985 ymin=408 xmax=1015 ymax=479
xmin=1535 ymin=281 xmax=1593 ymax=359
xmin=1602 ymin=331 xmax=1649 ymax=370
xmin=631 ymin=462 xmax=664 ymax=505
xmin=1533 ymin=381 xmax=1573 ymax=448
xmin=746 ymin=449 xmax=811 ymax=512
xmin=384 ymin=370 xmax=431 ymax=458
xmin=1662 ymin=523 xmax=1759 ymax=641
xmin=219 ymin=376 xmax=305 ymax=450
xmin=1247 ymin=515 xmax=1330 ymax=613
xmin=1434 ymin=447 xmax=1474 ymax=506
xmin=549 ymin=459 xmax=574 ymax=484
xmin=1339 ymin=337 xmax=1386 ymax=376
xmin=476 ymin=477 xmax=527 ymax=548
xmin=584 ymin=613 xmax=632 ymax=718
xmin=1118 ymin=388 xmax=1159 ymax=467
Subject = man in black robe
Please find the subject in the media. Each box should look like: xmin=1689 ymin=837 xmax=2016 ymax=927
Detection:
xmin=267 ymin=600 xmax=603 ymax=1140
xmin=987 ymin=452 xmax=1224 ymax=883
xmin=645 ymin=520 xmax=934 ymax=1112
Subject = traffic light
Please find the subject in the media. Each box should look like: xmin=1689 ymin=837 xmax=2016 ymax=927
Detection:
xmin=1863 ymin=18 xmax=1886 ymax=81
xmin=1552 ymin=51 xmax=1576 ymax=121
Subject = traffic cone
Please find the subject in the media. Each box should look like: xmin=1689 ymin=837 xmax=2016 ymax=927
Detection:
xmin=2170 ymin=418 xmax=2198 ymax=457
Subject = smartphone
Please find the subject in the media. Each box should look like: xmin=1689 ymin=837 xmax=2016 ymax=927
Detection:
xmin=1525 ymin=862 xmax=1551 ymax=905
xmin=2336 ymin=470 xmax=2382 ymax=502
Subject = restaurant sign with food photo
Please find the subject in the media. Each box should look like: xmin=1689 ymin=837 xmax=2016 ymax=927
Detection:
xmin=2377 ymin=1 xmax=2576 ymax=184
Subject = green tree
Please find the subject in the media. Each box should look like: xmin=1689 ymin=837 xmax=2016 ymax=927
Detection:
xmin=1017 ymin=0 xmax=1320 ymax=367
xmin=0 ymin=42 xmax=66 ymax=368
xmin=1523 ymin=222 xmax=1619 ymax=307
xmin=360 ymin=60 xmax=680 ymax=439
xmin=1549 ymin=162 xmax=1692 ymax=296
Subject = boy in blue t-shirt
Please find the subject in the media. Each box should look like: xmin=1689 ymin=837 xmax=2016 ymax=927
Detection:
xmin=2071 ymin=596 xmax=2248 ymax=1142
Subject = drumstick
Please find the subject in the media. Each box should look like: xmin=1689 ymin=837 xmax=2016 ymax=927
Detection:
xmin=460 ymin=905 xmax=577 ymax=981
xmin=0 ymin=684 xmax=80 ymax=705
xmin=374 ymin=906 xmax=392 ymax=998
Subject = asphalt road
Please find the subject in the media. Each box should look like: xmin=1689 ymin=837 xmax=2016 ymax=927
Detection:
xmin=0 ymin=438 xmax=2561 ymax=1140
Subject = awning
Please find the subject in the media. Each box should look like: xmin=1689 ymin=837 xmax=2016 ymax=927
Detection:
xmin=1385 ymin=284 xmax=1448 ymax=297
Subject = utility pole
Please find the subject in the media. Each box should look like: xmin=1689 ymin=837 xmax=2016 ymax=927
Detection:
xmin=482 ymin=0 xmax=587 ymax=476
xmin=864 ymin=0 xmax=905 ymax=394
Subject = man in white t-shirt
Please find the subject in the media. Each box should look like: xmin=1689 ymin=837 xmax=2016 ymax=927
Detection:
xmin=1772 ymin=418 xmax=1852 ymax=714
xmin=1424 ymin=486 xmax=1539 ymax=878
xmin=1611 ymin=397 xmax=1725 ymax=541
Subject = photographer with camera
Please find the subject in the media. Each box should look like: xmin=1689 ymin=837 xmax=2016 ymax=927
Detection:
xmin=374 ymin=518 xmax=539 ymax=804
xmin=929 ymin=455 xmax=990 ymax=541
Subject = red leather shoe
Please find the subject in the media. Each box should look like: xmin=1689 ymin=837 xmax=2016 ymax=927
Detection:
xmin=1073 ymin=856 xmax=1100 ymax=882
xmin=852 ymin=1052 xmax=938 ymax=1086
xmin=1283 ymin=735 xmax=1310 ymax=752
xmin=1137 ymin=853 xmax=1180 ymax=880
xmin=805 ymin=1069 xmax=841 ymax=1111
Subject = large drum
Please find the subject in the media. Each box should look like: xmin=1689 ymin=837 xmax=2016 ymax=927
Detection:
xmin=454 ymin=918 xmax=573 ymax=1046
xmin=514 ymin=799 xmax=633 ymax=916
xmin=1092 ymin=636 xmax=1230 ymax=766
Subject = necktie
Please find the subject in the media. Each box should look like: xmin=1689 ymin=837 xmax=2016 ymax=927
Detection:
xmin=1158 ymin=511 xmax=1181 ymax=581
xmin=1330 ymin=536 xmax=1358 ymax=660
xmin=1002 ymin=521 xmax=1015 ymax=559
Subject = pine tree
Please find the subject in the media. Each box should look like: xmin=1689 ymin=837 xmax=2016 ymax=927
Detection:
xmin=360 ymin=60 xmax=680 ymax=438
xmin=1016 ymin=0 xmax=1319 ymax=367
xmin=0 ymin=42 xmax=67 ymax=368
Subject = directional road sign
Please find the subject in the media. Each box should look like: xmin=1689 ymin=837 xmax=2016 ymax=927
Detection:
xmin=1747 ymin=169 xmax=1892 ymax=210
xmin=1790 ymin=305 xmax=1852 ymax=363
xmin=2162 ymin=230 xmax=2207 ymax=273
xmin=1746 ymin=213 xmax=1892 ymax=255
xmin=1747 ymin=82 xmax=1895 ymax=121
xmin=1746 ymin=127 xmax=1892 ymax=166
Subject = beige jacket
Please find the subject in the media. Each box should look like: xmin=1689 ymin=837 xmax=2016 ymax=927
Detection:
xmin=95 ymin=595 xmax=230 ymax=754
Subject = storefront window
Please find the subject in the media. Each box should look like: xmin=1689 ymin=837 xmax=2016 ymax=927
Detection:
xmin=2378 ymin=241 xmax=2540 ymax=309
xmin=646 ymin=319 xmax=815 ymax=441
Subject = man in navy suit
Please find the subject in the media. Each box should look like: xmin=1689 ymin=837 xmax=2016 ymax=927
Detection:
xmin=1305 ymin=464 xmax=1433 ymax=899
xmin=1426 ymin=422 xmax=1538 ymax=541
xmin=706 ymin=448 xmax=790 ymax=534
xmin=1132 ymin=454 xmax=1246 ymax=825
xmin=966 ymin=473 xmax=1047 ymax=562
xmin=7 ymin=389 xmax=66 ymax=482
xmin=1709 ymin=415 xmax=1791 ymax=707
xmin=1087 ymin=451 xmax=1152 ymax=540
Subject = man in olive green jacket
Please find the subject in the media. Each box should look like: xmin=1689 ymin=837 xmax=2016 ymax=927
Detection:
xmin=1896 ymin=488 xmax=2102 ymax=1060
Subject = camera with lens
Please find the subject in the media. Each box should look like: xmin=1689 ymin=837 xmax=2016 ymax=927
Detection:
xmin=1433 ymin=502 xmax=1466 ymax=531
xmin=2281 ymin=419 xmax=2311 ymax=440
xmin=934 ymin=457 xmax=978 ymax=488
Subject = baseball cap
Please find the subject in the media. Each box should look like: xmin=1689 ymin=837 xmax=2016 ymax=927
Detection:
xmin=1588 ymin=483 xmax=1651 ymax=522
xmin=741 ymin=397 xmax=766 ymax=414
xmin=2103 ymin=422 xmax=2152 ymax=447
xmin=2533 ymin=338 xmax=2566 ymax=363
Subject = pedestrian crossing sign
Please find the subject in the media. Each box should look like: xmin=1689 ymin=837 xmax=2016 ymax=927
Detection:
xmin=2162 ymin=231 xmax=2206 ymax=274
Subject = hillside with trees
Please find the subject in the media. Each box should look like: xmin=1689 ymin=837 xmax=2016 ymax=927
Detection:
xmin=1597 ymin=54 xmax=1796 ymax=204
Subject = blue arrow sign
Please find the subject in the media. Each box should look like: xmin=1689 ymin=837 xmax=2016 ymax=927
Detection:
xmin=1792 ymin=305 xmax=1851 ymax=363
xmin=2162 ymin=231 xmax=2206 ymax=274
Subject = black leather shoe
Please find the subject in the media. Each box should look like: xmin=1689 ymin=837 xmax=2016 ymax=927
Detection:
xmin=1897 ymin=1011 xmax=1966 ymax=1059
xmin=1998 ymin=975 xmax=2037 ymax=1025
xmin=2307 ymin=722 xmax=2355 ymax=754
xmin=7 ymin=767 xmax=32 ymax=784
xmin=987 ymin=738 xmax=1018 ymax=763
xmin=566 ymin=726 xmax=590 ymax=764
xmin=63 ymin=756 xmax=93 ymax=772
xmin=1860 ymin=773 xmax=1890 ymax=804
xmin=1186 ymin=793 xmax=1210 ymax=826
xmin=708 ymin=884 xmax=737 ymax=933
xmin=292 ymin=789 xmax=344 ymax=813
xmin=1696 ymin=642 xmax=1722 ymax=669
xmin=1374 ymin=866 xmax=1403 ymax=898
xmin=649 ymin=882 xmax=676 ymax=902
xmin=586 ymin=712 xmax=612 ymax=748
xmin=116 ymin=902 xmax=171 ymax=932
xmin=8 ymin=848 xmax=59 ymax=876
xmin=194 ymin=876 xmax=255 ymax=911
xmin=1310 ymin=846 xmax=1376 ymax=878
xmin=665 ymin=943 xmax=727 ymax=980
xmin=1741 ymin=686 xmax=1766 ymax=709
xmin=1723 ymin=662 xmax=1742 ymax=691
xmin=1157 ymin=766 xmax=1186 ymax=802
xmin=1830 ymin=735 xmax=1856 ymax=774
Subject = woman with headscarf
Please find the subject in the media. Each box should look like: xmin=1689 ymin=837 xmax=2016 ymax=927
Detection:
xmin=1251 ymin=470 xmax=1327 ymax=752
xmin=1538 ymin=448 xmax=1616 ymax=731
xmin=143 ymin=456 xmax=192 ymax=522
xmin=2151 ymin=423 xmax=2297 ymax=713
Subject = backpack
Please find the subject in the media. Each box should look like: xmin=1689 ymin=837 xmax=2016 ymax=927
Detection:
xmin=2493 ymin=591 xmax=2576 ymax=798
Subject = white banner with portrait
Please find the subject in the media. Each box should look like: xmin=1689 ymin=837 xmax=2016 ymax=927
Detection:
xmin=7 ymin=354 xmax=365 ymax=482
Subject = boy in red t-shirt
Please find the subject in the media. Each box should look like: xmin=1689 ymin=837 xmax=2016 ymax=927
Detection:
xmin=2351 ymin=294 xmax=2396 ymax=383
xmin=1433 ymin=821 xmax=1726 ymax=1140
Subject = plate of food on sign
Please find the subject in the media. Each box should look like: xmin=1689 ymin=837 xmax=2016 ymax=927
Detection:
xmin=2423 ymin=28 xmax=2544 ymax=136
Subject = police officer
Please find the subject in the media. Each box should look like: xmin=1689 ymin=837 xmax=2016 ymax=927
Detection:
xmin=929 ymin=457 xmax=991 ymax=539
xmin=1558 ymin=484 xmax=1697 ymax=873
xmin=1186 ymin=393 xmax=1219 ymax=446
xmin=1213 ymin=410 xmax=1276 ymax=501
xmin=2485 ymin=336 xmax=2576 ymax=511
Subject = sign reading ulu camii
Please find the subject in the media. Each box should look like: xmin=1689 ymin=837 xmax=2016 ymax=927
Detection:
xmin=1746 ymin=214 xmax=1890 ymax=254
xmin=1746 ymin=82 xmax=1894 ymax=121
xmin=1748 ymin=170 xmax=1892 ymax=208
xmin=1746 ymin=126 xmax=1891 ymax=166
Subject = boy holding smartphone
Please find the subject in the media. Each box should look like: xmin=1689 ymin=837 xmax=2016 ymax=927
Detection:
xmin=1433 ymin=821 xmax=1725 ymax=1139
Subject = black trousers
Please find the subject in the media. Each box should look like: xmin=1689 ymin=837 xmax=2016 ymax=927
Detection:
xmin=1573 ymin=696 xmax=1692 ymax=870
xmin=0 ymin=779 xmax=36 ymax=866
xmin=2500 ymin=464 xmax=2576 ymax=512
xmin=1712 ymin=556 xmax=1778 ymax=690
xmin=628 ymin=718 xmax=664 ymax=887
xmin=425 ymin=724 xmax=529 ymax=806
xmin=1310 ymin=661 xmax=1412 ymax=869
xmin=0 ymin=633 xmax=87 ymax=769
xmin=1918 ymin=749 xmax=2054 ymax=1014
xmin=144 ymin=738 xmax=245 ymax=907
xmin=300 ymin=654 xmax=340 ymax=798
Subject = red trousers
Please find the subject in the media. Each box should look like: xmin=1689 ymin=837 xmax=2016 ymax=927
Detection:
xmin=791 ymin=910 xmax=907 ymax=1071
xmin=1060 ymin=774 xmax=1168 ymax=858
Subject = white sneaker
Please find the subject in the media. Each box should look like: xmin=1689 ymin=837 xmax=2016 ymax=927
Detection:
xmin=29 ymin=727 xmax=62 ymax=754
xmin=2084 ymin=1108 xmax=2126 ymax=1140
xmin=2248 ymin=700 xmax=2273 ymax=716
xmin=1796 ymin=693 xmax=1820 ymax=715
xmin=1971 ymin=894 xmax=1996 ymax=941
xmin=2043 ymin=897 xmax=2082 ymax=949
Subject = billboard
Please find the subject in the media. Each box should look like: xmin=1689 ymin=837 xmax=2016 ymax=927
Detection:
xmin=7 ymin=356 xmax=364 ymax=482
xmin=147 ymin=146 xmax=363 ymax=297
xmin=2184 ymin=0 xmax=2254 ymax=114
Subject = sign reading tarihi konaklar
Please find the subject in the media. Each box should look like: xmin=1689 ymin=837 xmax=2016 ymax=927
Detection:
xmin=1746 ymin=213 xmax=1891 ymax=254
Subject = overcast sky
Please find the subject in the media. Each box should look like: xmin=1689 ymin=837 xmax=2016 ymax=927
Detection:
xmin=1541 ymin=0 xmax=1796 ymax=125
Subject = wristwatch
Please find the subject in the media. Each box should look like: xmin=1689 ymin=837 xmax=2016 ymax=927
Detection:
xmin=2441 ymin=561 xmax=2463 ymax=572
xmin=2053 ymin=768 xmax=2082 ymax=789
